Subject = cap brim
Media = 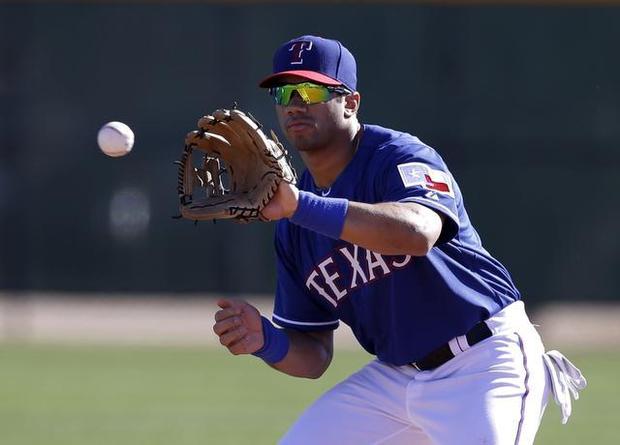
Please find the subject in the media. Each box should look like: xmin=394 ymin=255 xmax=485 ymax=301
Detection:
xmin=259 ymin=70 xmax=342 ymax=88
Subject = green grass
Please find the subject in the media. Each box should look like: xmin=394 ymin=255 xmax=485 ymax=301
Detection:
xmin=0 ymin=344 xmax=617 ymax=444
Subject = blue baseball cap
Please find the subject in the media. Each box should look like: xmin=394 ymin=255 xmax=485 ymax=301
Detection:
xmin=259 ymin=35 xmax=357 ymax=91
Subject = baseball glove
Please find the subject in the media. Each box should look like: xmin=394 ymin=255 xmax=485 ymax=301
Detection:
xmin=176 ymin=108 xmax=296 ymax=222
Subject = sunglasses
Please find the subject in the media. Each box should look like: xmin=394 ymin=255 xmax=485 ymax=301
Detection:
xmin=269 ymin=82 xmax=351 ymax=106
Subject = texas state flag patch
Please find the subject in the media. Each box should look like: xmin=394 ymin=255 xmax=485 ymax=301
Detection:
xmin=397 ymin=162 xmax=454 ymax=197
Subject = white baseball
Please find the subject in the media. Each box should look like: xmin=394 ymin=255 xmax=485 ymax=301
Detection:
xmin=97 ymin=121 xmax=134 ymax=157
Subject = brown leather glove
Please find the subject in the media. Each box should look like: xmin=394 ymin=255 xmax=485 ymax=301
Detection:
xmin=177 ymin=108 xmax=296 ymax=222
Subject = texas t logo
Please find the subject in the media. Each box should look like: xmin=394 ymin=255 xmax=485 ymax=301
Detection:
xmin=288 ymin=41 xmax=313 ymax=65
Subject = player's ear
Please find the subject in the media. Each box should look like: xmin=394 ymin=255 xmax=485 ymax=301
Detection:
xmin=343 ymin=92 xmax=361 ymax=118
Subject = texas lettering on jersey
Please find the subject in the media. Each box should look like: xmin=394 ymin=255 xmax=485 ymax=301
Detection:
xmin=305 ymin=244 xmax=412 ymax=307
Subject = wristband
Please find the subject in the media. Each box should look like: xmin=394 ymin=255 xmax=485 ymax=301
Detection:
xmin=252 ymin=316 xmax=290 ymax=364
xmin=290 ymin=190 xmax=349 ymax=239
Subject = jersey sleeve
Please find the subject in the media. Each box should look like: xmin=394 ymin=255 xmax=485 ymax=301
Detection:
xmin=272 ymin=221 xmax=340 ymax=331
xmin=376 ymin=141 xmax=460 ymax=244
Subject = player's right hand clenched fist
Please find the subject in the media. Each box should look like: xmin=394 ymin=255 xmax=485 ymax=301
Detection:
xmin=213 ymin=299 xmax=264 ymax=355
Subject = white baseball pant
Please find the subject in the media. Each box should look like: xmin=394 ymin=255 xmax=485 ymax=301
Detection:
xmin=279 ymin=301 xmax=583 ymax=445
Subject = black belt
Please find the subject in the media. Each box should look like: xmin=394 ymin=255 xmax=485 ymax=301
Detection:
xmin=410 ymin=321 xmax=493 ymax=371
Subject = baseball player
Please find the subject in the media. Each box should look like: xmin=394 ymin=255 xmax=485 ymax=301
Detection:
xmin=213 ymin=35 xmax=586 ymax=444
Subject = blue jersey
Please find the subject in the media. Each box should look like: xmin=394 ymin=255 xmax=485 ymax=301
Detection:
xmin=273 ymin=124 xmax=520 ymax=366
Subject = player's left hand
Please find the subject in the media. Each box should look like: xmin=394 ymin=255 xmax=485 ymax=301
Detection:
xmin=261 ymin=181 xmax=300 ymax=221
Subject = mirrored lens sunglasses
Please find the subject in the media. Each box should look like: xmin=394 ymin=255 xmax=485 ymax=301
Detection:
xmin=269 ymin=82 xmax=351 ymax=106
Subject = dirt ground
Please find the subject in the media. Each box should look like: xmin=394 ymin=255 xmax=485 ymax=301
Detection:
xmin=1 ymin=292 xmax=618 ymax=350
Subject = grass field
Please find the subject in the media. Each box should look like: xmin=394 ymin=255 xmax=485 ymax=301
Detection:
xmin=0 ymin=344 xmax=617 ymax=444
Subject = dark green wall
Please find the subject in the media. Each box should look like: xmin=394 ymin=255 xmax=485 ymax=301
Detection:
xmin=1 ymin=4 xmax=619 ymax=302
